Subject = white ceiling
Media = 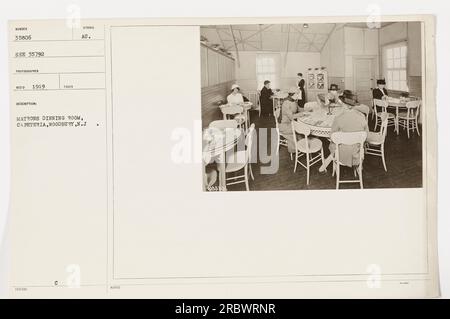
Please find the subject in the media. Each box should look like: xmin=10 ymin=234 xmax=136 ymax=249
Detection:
xmin=201 ymin=23 xmax=392 ymax=53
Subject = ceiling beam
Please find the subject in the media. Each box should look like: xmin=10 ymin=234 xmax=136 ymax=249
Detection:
xmin=215 ymin=27 xmax=225 ymax=48
xmin=284 ymin=25 xmax=290 ymax=68
xmin=229 ymin=25 xmax=240 ymax=67
xmin=319 ymin=23 xmax=338 ymax=52
xmin=225 ymin=24 xmax=273 ymax=50
xmin=259 ymin=24 xmax=263 ymax=50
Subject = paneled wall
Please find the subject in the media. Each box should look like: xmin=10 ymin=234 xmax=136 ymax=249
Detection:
xmin=201 ymin=44 xmax=236 ymax=127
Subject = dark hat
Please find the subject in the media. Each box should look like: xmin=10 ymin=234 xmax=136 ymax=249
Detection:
xmin=377 ymin=79 xmax=386 ymax=85
xmin=264 ymin=80 xmax=271 ymax=85
xmin=297 ymin=73 xmax=303 ymax=77
xmin=329 ymin=84 xmax=339 ymax=90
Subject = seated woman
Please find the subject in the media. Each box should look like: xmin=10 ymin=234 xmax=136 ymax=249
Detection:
xmin=319 ymin=91 xmax=369 ymax=172
xmin=227 ymin=84 xmax=244 ymax=105
xmin=324 ymin=84 xmax=344 ymax=107
xmin=372 ymin=79 xmax=389 ymax=100
xmin=278 ymin=87 xmax=303 ymax=153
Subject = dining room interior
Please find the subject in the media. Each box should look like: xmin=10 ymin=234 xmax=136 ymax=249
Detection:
xmin=200 ymin=21 xmax=423 ymax=191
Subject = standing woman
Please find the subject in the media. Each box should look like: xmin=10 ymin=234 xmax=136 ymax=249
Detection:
xmin=260 ymin=80 xmax=274 ymax=117
xmin=297 ymin=73 xmax=306 ymax=108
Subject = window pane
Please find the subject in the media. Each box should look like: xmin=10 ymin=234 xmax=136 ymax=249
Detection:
xmin=387 ymin=48 xmax=393 ymax=59
xmin=400 ymin=70 xmax=407 ymax=80
xmin=387 ymin=70 xmax=393 ymax=82
xmin=393 ymin=71 xmax=399 ymax=81
xmin=387 ymin=58 xmax=393 ymax=68
xmin=401 ymin=57 xmax=406 ymax=68
xmin=393 ymin=47 xmax=401 ymax=58
xmin=394 ymin=58 xmax=401 ymax=68
xmin=400 ymin=81 xmax=408 ymax=91
xmin=401 ymin=46 xmax=407 ymax=57
xmin=392 ymin=81 xmax=400 ymax=90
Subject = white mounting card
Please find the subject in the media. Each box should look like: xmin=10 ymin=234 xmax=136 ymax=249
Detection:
xmin=7 ymin=15 xmax=439 ymax=298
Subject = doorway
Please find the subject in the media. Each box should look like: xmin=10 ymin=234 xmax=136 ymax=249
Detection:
xmin=353 ymin=58 xmax=375 ymax=107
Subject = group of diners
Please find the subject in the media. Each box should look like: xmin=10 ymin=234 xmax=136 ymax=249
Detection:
xmin=205 ymin=77 xmax=420 ymax=190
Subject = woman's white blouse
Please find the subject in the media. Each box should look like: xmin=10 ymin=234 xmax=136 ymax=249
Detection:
xmin=227 ymin=93 xmax=244 ymax=105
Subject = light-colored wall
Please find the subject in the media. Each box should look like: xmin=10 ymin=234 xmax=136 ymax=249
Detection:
xmin=343 ymin=27 xmax=380 ymax=91
xmin=234 ymin=51 xmax=321 ymax=93
xmin=321 ymin=26 xmax=380 ymax=91
xmin=321 ymin=26 xmax=345 ymax=78
xmin=379 ymin=22 xmax=422 ymax=77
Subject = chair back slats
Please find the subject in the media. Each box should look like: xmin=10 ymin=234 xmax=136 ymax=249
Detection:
xmin=292 ymin=120 xmax=311 ymax=153
xmin=331 ymin=131 xmax=367 ymax=172
xmin=373 ymin=98 xmax=388 ymax=111
xmin=405 ymin=100 xmax=421 ymax=120
xmin=331 ymin=131 xmax=367 ymax=146
xmin=248 ymin=92 xmax=258 ymax=106
xmin=379 ymin=112 xmax=389 ymax=140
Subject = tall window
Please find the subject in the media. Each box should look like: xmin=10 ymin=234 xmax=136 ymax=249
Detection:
xmin=383 ymin=42 xmax=408 ymax=91
xmin=256 ymin=53 xmax=280 ymax=90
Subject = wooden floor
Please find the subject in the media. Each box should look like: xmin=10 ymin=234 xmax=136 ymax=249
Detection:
xmin=226 ymin=111 xmax=422 ymax=191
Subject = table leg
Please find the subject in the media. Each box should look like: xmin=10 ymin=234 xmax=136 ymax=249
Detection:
xmin=396 ymin=106 xmax=399 ymax=135
xmin=217 ymin=151 xmax=227 ymax=191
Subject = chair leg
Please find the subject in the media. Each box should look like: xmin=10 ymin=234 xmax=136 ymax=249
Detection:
xmin=335 ymin=164 xmax=340 ymax=190
xmin=407 ymin=119 xmax=410 ymax=138
xmin=416 ymin=120 xmax=420 ymax=136
xmin=306 ymin=153 xmax=310 ymax=185
xmin=320 ymin=148 xmax=325 ymax=168
xmin=290 ymin=152 xmax=293 ymax=161
xmin=249 ymin=163 xmax=254 ymax=180
xmin=244 ymin=166 xmax=249 ymax=191
xmin=374 ymin=117 xmax=378 ymax=131
xmin=276 ymin=138 xmax=280 ymax=155
xmin=359 ymin=165 xmax=363 ymax=189
xmin=332 ymin=162 xmax=336 ymax=177
xmin=381 ymin=144 xmax=387 ymax=172
xmin=294 ymin=151 xmax=298 ymax=172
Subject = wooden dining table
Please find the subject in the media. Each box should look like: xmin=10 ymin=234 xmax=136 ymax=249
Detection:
xmin=202 ymin=127 xmax=242 ymax=191
xmin=296 ymin=103 xmax=370 ymax=138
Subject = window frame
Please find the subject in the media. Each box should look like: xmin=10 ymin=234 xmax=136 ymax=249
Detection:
xmin=382 ymin=41 xmax=409 ymax=92
xmin=256 ymin=53 xmax=281 ymax=91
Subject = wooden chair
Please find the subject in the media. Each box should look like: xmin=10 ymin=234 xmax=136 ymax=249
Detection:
xmin=274 ymin=107 xmax=293 ymax=160
xmin=221 ymin=105 xmax=246 ymax=131
xmin=291 ymin=120 xmax=325 ymax=185
xmin=209 ymin=120 xmax=238 ymax=129
xmin=397 ymin=100 xmax=421 ymax=138
xmin=272 ymin=96 xmax=281 ymax=115
xmin=248 ymin=92 xmax=261 ymax=118
xmin=225 ymin=123 xmax=256 ymax=191
xmin=331 ymin=131 xmax=367 ymax=189
xmin=373 ymin=99 xmax=396 ymax=132
xmin=365 ymin=112 xmax=389 ymax=171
